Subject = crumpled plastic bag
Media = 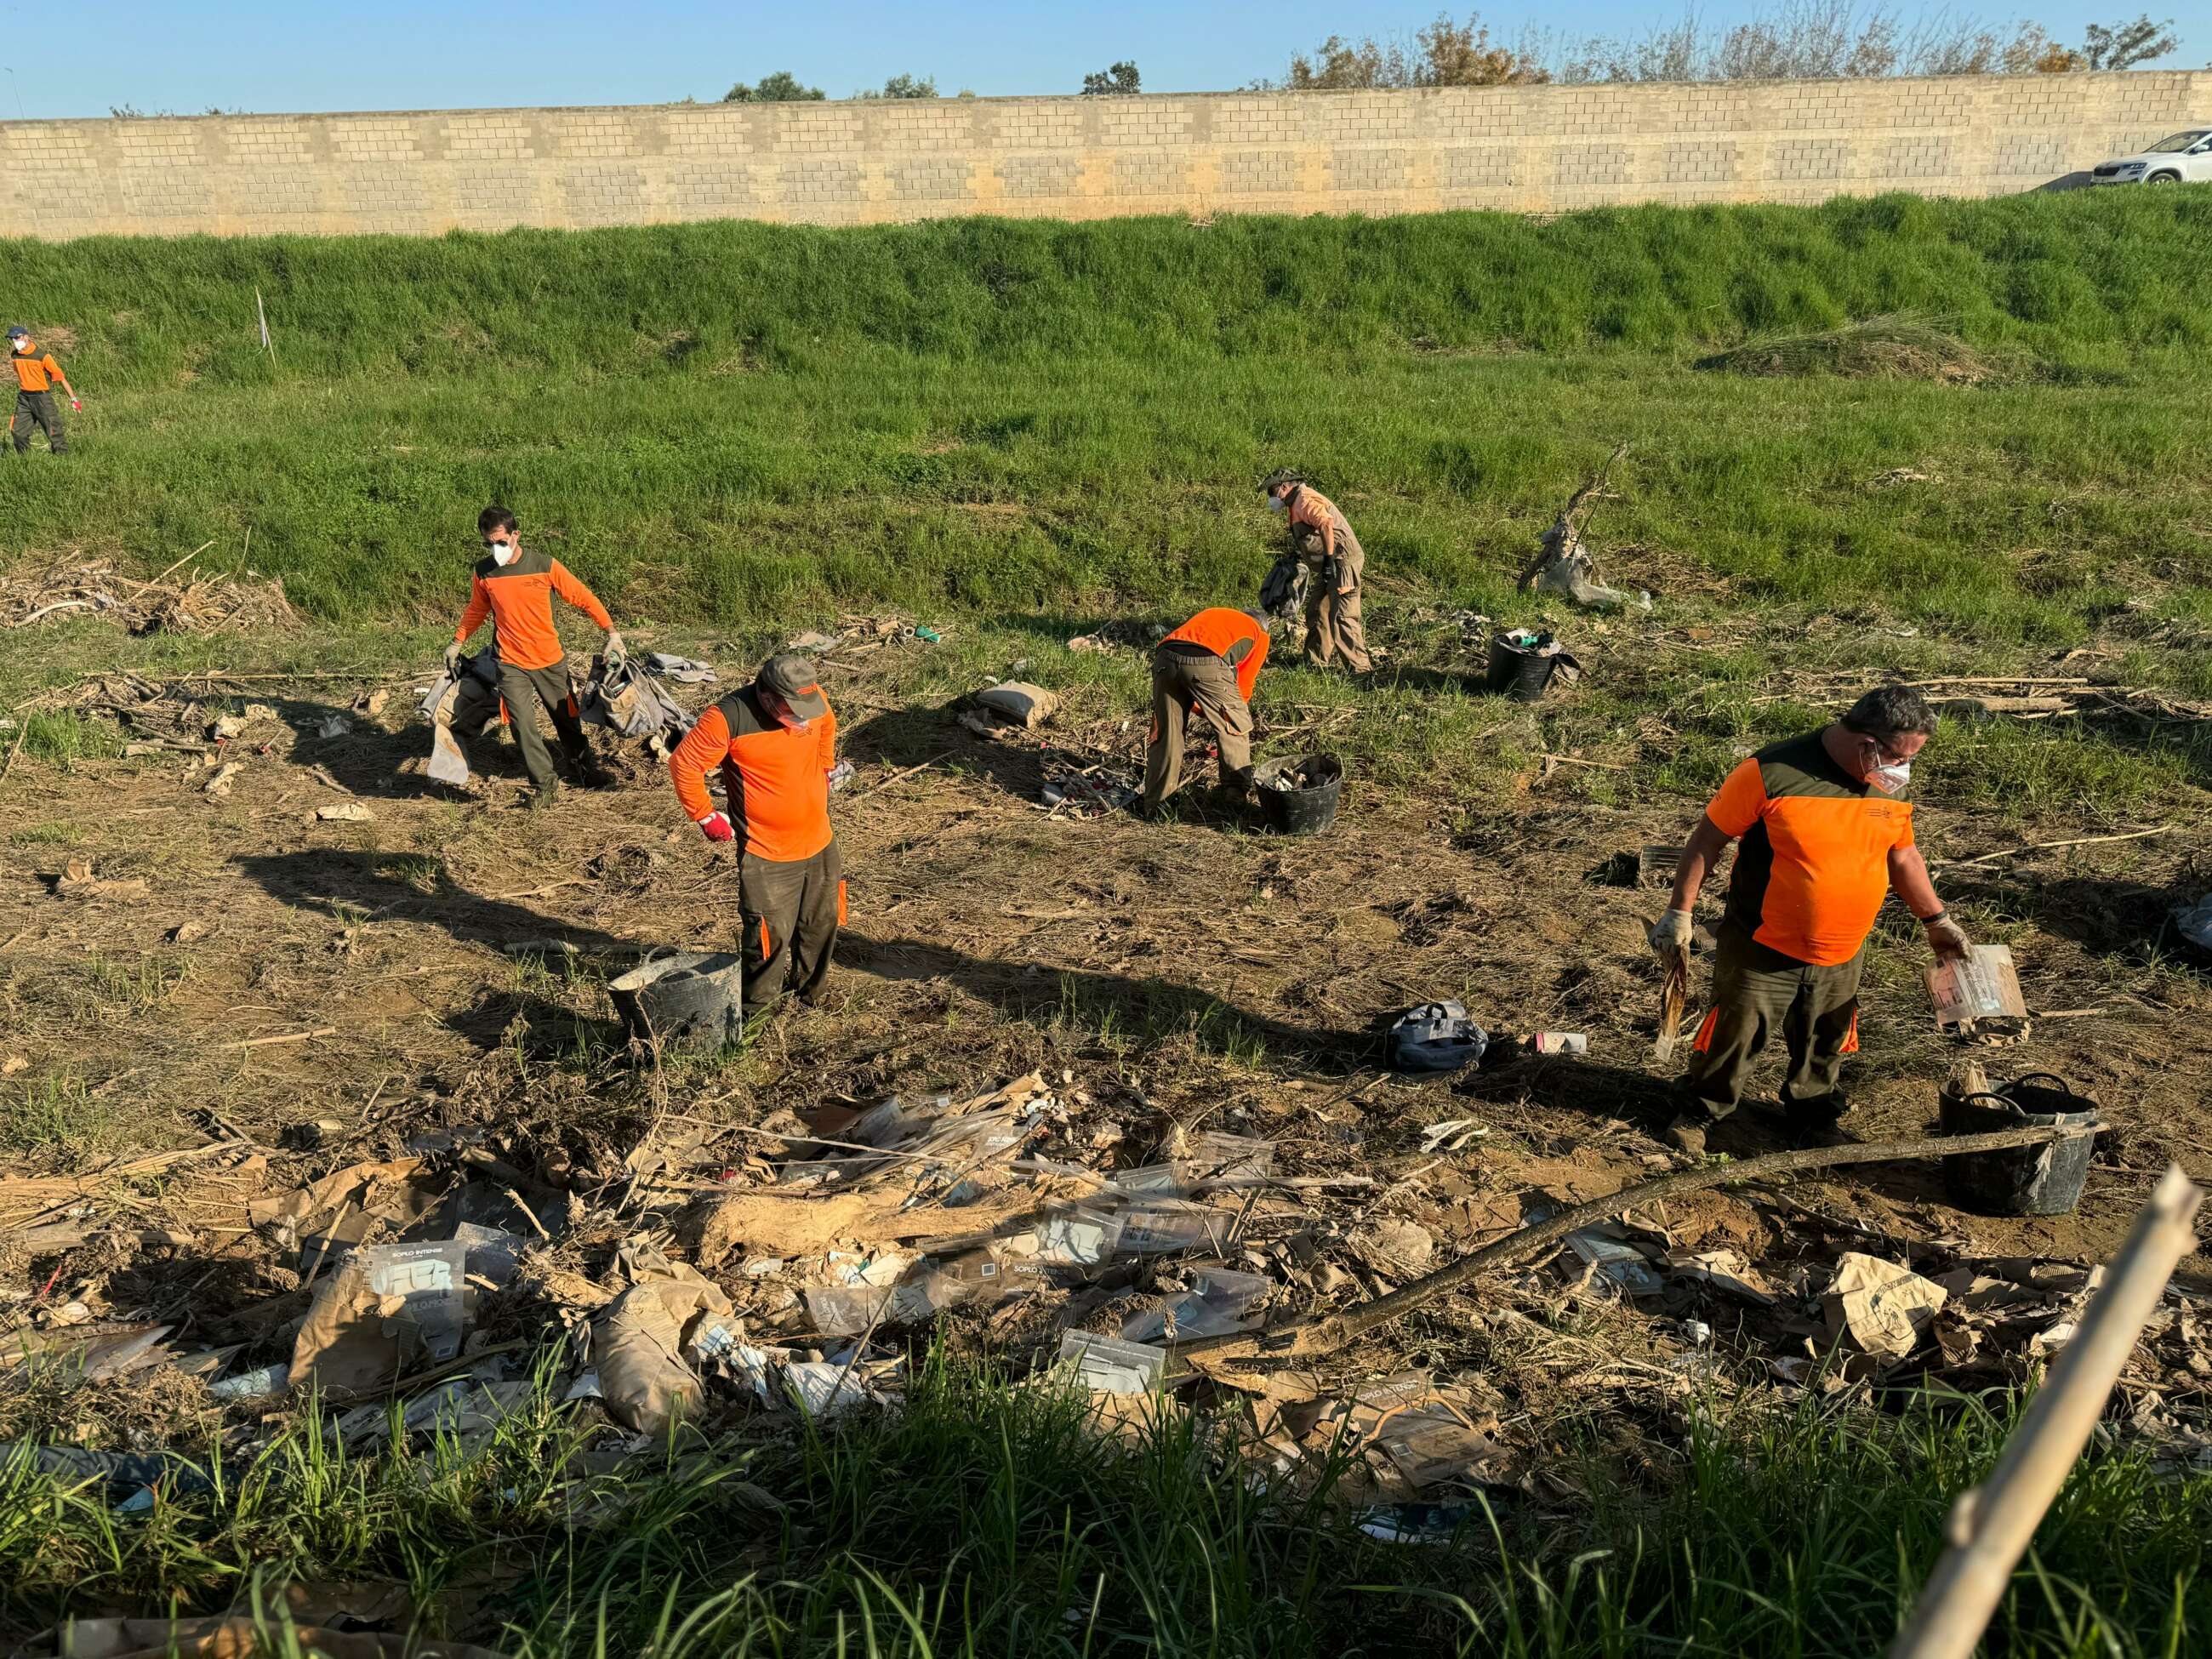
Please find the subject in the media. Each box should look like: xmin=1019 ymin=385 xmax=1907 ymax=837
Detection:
xmin=580 ymin=658 xmax=691 ymax=739
xmin=1259 ymin=552 xmax=1308 ymax=619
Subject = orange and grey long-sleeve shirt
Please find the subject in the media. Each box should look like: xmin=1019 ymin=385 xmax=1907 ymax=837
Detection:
xmin=1706 ymin=731 xmax=1917 ymax=966
xmin=453 ymin=545 xmax=613 ymax=672
xmin=1285 ymin=486 xmax=1364 ymax=590
xmin=1161 ymin=608 xmax=1269 ymax=704
xmin=669 ymin=687 xmax=838 ymax=864
xmin=9 ymin=352 xmax=66 ymax=394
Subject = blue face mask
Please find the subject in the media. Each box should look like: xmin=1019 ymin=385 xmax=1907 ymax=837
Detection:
xmin=1267 ymin=496 xmax=1286 ymax=514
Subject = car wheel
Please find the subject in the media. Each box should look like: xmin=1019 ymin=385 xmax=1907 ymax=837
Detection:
xmin=2146 ymin=172 xmax=2180 ymax=185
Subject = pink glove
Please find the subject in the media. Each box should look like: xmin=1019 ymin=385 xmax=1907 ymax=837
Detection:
xmin=696 ymin=811 xmax=734 ymax=843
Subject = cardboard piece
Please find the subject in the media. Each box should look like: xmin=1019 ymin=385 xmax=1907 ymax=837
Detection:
xmin=289 ymin=1241 xmax=470 ymax=1400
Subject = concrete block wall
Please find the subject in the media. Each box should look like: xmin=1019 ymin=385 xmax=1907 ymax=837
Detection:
xmin=3 ymin=70 xmax=2207 ymax=239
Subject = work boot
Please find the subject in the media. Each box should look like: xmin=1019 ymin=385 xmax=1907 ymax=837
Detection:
xmin=1664 ymin=1115 xmax=1709 ymax=1158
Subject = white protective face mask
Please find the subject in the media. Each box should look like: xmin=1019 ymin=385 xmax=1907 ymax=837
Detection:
xmin=1267 ymin=496 xmax=1286 ymax=514
xmin=1863 ymin=744 xmax=1912 ymax=795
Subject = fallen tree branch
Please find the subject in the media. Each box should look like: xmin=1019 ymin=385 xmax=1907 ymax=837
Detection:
xmin=847 ymin=750 xmax=955 ymax=803
xmin=1166 ymin=1121 xmax=2102 ymax=1369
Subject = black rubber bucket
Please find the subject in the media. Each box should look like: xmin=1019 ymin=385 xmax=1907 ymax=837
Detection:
xmin=1254 ymin=754 xmax=1343 ymax=836
xmin=1486 ymin=634 xmax=1558 ymax=702
xmin=608 ymin=950 xmax=744 ymax=1052
xmin=1938 ymin=1073 xmax=2098 ymax=1217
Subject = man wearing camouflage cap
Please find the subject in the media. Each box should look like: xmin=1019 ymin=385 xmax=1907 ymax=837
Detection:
xmin=668 ymin=653 xmax=847 ymax=1016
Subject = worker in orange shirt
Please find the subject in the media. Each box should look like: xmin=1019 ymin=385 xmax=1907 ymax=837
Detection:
xmin=1262 ymin=468 xmax=1371 ymax=674
xmin=1650 ymin=686 xmax=1971 ymax=1154
xmin=668 ymin=654 xmax=845 ymax=1017
xmin=8 ymin=327 xmax=78 ymax=455
xmin=1143 ymin=607 xmax=1269 ymax=818
xmin=448 ymin=505 xmax=621 ymax=801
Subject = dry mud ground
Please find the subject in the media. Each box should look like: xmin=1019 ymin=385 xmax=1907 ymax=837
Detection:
xmin=2 ymin=618 xmax=2209 ymax=1461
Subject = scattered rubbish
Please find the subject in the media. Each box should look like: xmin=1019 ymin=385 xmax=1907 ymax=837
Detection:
xmin=208 ymin=1360 xmax=294 ymax=1401
xmin=1120 ymin=1266 xmax=1273 ymax=1343
xmin=827 ymin=758 xmax=855 ymax=791
xmin=2170 ymin=893 xmax=2212 ymax=952
xmin=1940 ymin=1067 xmax=2100 ymax=1217
xmin=1928 ymin=944 xmax=2030 ymax=1040
xmin=1258 ymin=551 xmax=1308 ymax=620
xmin=1252 ymin=753 xmax=1343 ymax=835
xmin=314 ymin=714 xmax=352 ymax=739
xmin=1040 ymin=763 xmax=1137 ymax=817
xmin=607 ymin=950 xmax=744 ymax=1052
xmin=202 ymin=761 xmax=243 ymax=797
xmin=1059 ymin=1330 xmax=1166 ymax=1394
xmin=1514 ymin=444 xmax=1651 ymax=613
xmin=1485 ymin=630 xmax=1582 ymax=702
xmin=56 ymin=858 xmax=149 ymax=901
xmin=290 ymin=1240 xmax=470 ymax=1400
xmin=1824 ymin=1251 xmax=1947 ymax=1360
xmin=1357 ymin=1502 xmax=1477 ymax=1543
xmin=316 ymin=802 xmax=374 ymax=823
xmin=1527 ymin=1031 xmax=1588 ymax=1056
xmin=1563 ymin=1226 xmax=1664 ymax=1296
xmin=1665 ymin=1248 xmax=1777 ymax=1305
xmin=0 ymin=551 xmax=298 ymax=637
xmin=595 ymin=1250 xmax=736 ymax=1436
xmin=1388 ymin=1002 xmax=1487 ymax=1075
xmin=1637 ymin=843 xmax=1683 ymax=888
xmin=1352 ymin=1220 xmax=1436 ymax=1280
xmin=789 ymin=630 xmax=839 ymax=652
xmin=644 ymin=651 xmax=717 ymax=684
xmin=1418 ymin=1118 xmax=1489 ymax=1154
xmin=974 ymin=681 xmax=1059 ymax=728
xmin=582 ymin=656 xmax=690 ymax=739
xmin=913 ymin=625 xmax=942 ymax=644
xmin=783 ymin=1360 xmax=888 ymax=1417
xmin=0 ymin=1444 xmax=215 ymax=1499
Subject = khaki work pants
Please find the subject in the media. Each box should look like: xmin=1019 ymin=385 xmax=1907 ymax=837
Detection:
xmin=740 ymin=840 xmax=844 ymax=1014
xmin=1143 ymin=644 xmax=1254 ymax=813
xmin=495 ymin=662 xmax=590 ymax=791
xmin=10 ymin=390 xmax=66 ymax=454
xmin=1679 ymin=918 xmax=1863 ymax=1124
xmin=1293 ymin=526 xmax=1371 ymax=673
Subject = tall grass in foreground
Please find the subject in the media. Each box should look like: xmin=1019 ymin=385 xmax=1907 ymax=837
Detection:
xmin=1 ymin=1356 xmax=2203 ymax=1656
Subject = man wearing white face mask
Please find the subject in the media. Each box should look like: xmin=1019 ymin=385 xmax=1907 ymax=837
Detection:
xmin=1649 ymin=686 xmax=1970 ymax=1154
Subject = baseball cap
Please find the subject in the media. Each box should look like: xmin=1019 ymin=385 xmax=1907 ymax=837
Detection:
xmin=758 ymin=653 xmax=829 ymax=722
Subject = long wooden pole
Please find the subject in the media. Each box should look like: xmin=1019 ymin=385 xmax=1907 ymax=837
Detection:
xmin=1887 ymin=1164 xmax=2203 ymax=1659
xmin=1167 ymin=1121 xmax=2103 ymax=1368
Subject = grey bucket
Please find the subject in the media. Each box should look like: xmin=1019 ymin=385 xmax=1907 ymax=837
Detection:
xmin=1938 ymin=1073 xmax=2098 ymax=1217
xmin=608 ymin=950 xmax=744 ymax=1052
xmin=1254 ymin=753 xmax=1343 ymax=836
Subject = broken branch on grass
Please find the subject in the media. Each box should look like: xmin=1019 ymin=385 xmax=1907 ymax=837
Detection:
xmin=847 ymin=751 xmax=956 ymax=803
xmin=219 ymin=1026 xmax=339 ymax=1051
xmin=1944 ymin=826 xmax=2172 ymax=869
xmin=1166 ymin=1121 xmax=2106 ymax=1369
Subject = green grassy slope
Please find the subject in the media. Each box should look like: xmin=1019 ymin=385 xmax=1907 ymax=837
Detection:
xmin=0 ymin=191 xmax=2207 ymax=640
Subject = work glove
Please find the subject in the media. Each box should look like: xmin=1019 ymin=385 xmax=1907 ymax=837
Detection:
xmin=826 ymin=760 xmax=855 ymax=793
xmin=1923 ymin=913 xmax=1971 ymax=961
xmin=1648 ymin=909 xmax=1694 ymax=959
xmin=602 ymin=629 xmax=625 ymax=669
xmin=69 ymin=398 xmax=81 ymax=412
xmin=442 ymin=641 xmax=465 ymax=677
xmin=696 ymin=811 xmax=734 ymax=843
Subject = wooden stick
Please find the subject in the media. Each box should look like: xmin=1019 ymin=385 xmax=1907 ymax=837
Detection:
xmin=847 ymin=751 xmax=955 ymax=803
xmin=147 ymin=541 xmax=216 ymax=585
xmin=1887 ymin=1166 xmax=2203 ymax=1659
xmin=1945 ymin=825 xmax=2171 ymax=869
xmin=1166 ymin=1122 xmax=2104 ymax=1368
xmin=219 ymin=1026 xmax=338 ymax=1052
xmin=1539 ymin=753 xmax=1629 ymax=772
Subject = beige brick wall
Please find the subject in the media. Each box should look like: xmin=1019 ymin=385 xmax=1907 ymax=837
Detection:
xmin=3 ymin=71 xmax=2208 ymax=239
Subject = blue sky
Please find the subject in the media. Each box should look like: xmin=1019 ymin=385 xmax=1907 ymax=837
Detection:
xmin=0 ymin=1 xmax=2199 ymax=118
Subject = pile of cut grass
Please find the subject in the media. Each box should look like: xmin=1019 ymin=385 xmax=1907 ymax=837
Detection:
xmin=1696 ymin=311 xmax=2009 ymax=383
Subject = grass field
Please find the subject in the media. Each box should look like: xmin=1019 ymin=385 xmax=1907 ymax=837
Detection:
xmin=3 ymin=191 xmax=2211 ymax=1656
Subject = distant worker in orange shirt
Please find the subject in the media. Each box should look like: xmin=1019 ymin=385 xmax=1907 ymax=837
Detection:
xmin=448 ymin=505 xmax=622 ymax=801
xmin=1262 ymin=468 xmax=1371 ymax=675
xmin=668 ymin=654 xmax=845 ymax=1017
xmin=1650 ymin=686 xmax=1970 ymax=1155
xmin=8 ymin=327 xmax=78 ymax=455
xmin=1143 ymin=607 xmax=1269 ymax=818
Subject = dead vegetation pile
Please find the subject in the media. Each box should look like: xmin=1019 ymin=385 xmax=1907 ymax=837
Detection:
xmin=1 ymin=551 xmax=298 ymax=636
xmin=1697 ymin=314 xmax=2008 ymax=385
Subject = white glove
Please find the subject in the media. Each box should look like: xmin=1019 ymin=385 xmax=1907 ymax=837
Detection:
xmin=602 ymin=629 xmax=625 ymax=668
xmin=1648 ymin=909 xmax=1693 ymax=957
xmin=443 ymin=641 xmax=465 ymax=676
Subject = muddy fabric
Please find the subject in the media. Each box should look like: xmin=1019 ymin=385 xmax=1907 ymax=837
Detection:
xmin=9 ymin=390 xmax=66 ymax=454
xmin=739 ymin=839 xmax=843 ymax=1012
xmin=1143 ymin=643 xmax=1255 ymax=812
xmin=1679 ymin=917 xmax=1863 ymax=1122
xmin=495 ymin=660 xmax=590 ymax=791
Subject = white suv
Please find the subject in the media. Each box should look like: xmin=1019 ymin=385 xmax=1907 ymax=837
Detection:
xmin=2091 ymin=128 xmax=2212 ymax=186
